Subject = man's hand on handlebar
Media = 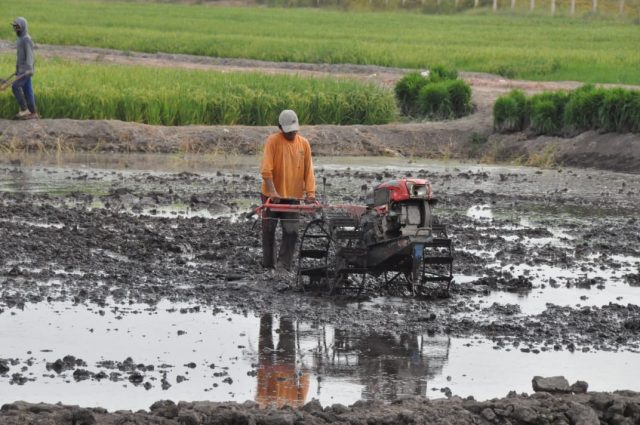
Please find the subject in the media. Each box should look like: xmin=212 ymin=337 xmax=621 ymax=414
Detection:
xmin=268 ymin=192 xmax=281 ymax=203
xmin=304 ymin=196 xmax=317 ymax=204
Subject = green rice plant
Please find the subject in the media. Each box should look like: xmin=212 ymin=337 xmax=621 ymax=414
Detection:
xmin=445 ymin=79 xmax=472 ymax=117
xmin=493 ymin=89 xmax=528 ymax=132
xmin=395 ymin=72 xmax=428 ymax=116
xmin=563 ymin=85 xmax=605 ymax=132
xmin=599 ymin=88 xmax=640 ymax=133
xmin=630 ymin=91 xmax=640 ymax=133
xmin=499 ymin=85 xmax=640 ymax=135
xmin=0 ymin=0 xmax=637 ymax=84
xmin=529 ymin=91 xmax=569 ymax=135
xmin=530 ymin=99 xmax=559 ymax=134
xmin=427 ymin=65 xmax=459 ymax=83
xmin=418 ymin=82 xmax=451 ymax=118
xmin=416 ymin=78 xmax=471 ymax=119
xmin=396 ymin=68 xmax=471 ymax=120
xmin=0 ymin=55 xmax=396 ymax=126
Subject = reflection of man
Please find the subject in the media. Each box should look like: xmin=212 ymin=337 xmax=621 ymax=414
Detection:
xmin=256 ymin=314 xmax=309 ymax=408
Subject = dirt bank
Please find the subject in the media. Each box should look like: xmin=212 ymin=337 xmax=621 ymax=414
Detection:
xmin=2 ymin=389 xmax=639 ymax=424
xmin=0 ymin=43 xmax=638 ymax=173
xmin=1 ymin=118 xmax=639 ymax=173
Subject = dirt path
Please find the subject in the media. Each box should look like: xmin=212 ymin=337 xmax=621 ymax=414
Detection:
xmin=0 ymin=41 xmax=639 ymax=172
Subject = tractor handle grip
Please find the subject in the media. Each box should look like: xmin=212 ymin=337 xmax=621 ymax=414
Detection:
xmin=255 ymin=197 xmax=322 ymax=215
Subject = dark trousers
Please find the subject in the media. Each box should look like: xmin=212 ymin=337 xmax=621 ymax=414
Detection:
xmin=261 ymin=196 xmax=300 ymax=270
xmin=12 ymin=76 xmax=37 ymax=113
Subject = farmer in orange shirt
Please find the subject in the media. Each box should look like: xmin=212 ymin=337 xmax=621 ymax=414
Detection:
xmin=260 ymin=109 xmax=316 ymax=271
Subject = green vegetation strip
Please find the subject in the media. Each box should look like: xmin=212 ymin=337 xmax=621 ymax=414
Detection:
xmin=494 ymin=85 xmax=640 ymax=135
xmin=0 ymin=0 xmax=639 ymax=84
xmin=0 ymin=56 xmax=396 ymax=125
xmin=395 ymin=67 xmax=472 ymax=119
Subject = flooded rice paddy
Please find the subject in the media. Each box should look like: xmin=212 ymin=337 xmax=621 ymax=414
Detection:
xmin=1 ymin=153 xmax=639 ymax=410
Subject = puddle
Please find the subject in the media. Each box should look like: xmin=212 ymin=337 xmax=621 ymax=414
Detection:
xmin=459 ymin=253 xmax=640 ymax=315
xmin=466 ymin=204 xmax=493 ymax=220
xmin=2 ymin=301 xmax=639 ymax=411
xmin=0 ymin=218 xmax=65 ymax=229
xmin=2 ymin=153 xmax=640 ymax=205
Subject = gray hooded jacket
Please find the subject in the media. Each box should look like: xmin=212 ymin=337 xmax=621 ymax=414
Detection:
xmin=14 ymin=17 xmax=35 ymax=76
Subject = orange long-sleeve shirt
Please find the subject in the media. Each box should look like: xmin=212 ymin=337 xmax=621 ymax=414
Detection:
xmin=260 ymin=133 xmax=316 ymax=199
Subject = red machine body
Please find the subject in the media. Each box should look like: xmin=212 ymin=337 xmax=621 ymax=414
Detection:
xmin=372 ymin=178 xmax=433 ymax=204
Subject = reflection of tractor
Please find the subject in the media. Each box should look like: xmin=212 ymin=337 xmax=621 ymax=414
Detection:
xmin=260 ymin=178 xmax=453 ymax=296
xmin=310 ymin=326 xmax=452 ymax=401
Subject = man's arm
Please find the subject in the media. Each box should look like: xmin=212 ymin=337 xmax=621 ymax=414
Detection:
xmin=23 ymin=42 xmax=34 ymax=77
xmin=260 ymin=138 xmax=281 ymax=201
xmin=264 ymin=178 xmax=281 ymax=202
xmin=303 ymin=141 xmax=316 ymax=201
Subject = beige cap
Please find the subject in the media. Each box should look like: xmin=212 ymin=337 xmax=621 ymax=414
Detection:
xmin=278 ymin=109 xmax=300 ymax=133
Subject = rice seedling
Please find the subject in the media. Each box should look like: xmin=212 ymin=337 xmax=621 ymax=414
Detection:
xmin=494 ymin=85 xmax=640 ymax=135
xmin=397 ymin=67 xmax=472 ymax=119
xmin=395 ymin=72 xmax=428 ymax=116
xmin=493 ymin=89 xmax=528 ymax=132
xmin=0 ymin=55 xmax=397 ymax=125
xmin=0 ymin=0 xmax=637 ymax=84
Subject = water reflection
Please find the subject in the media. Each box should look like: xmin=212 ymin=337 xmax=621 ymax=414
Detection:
xmin=312 ymin=328 xmax=450 ymax=401
xmin=2 ymin=301 xmax=639 ymax=411
xmin=257 ymin=314 xmax=310 ymax=408
xmin=255 ymin=317 xmax=453 ymax=404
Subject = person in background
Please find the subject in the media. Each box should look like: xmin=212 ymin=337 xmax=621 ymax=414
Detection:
xmin=260 ymin=109 xmax=316 ymax=272
xmin=11 ymin=17 xmax=38 ymax=120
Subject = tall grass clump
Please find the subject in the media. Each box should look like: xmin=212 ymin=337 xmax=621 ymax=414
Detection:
xmin=494 ymin=85 xmax=640 ymax=135
xmin=395 ymin=66 xmax=472 ymax=120
xmin=395 ymin=72 xmax=427 ymax=116
xmin=529 ymin=91 xmax=569 ymax=135
xmin=0 ymin=55 xmax=397 ymax=126
xmin=563 ymin=85 xmax=605 ymax=132
xmin=493 ymin=89 xmax=528 ymax=132
xmin=599 ymin=88 xmax=640 ymax=133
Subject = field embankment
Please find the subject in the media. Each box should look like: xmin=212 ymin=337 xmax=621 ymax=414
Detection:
xmin=2 ymin=116 xmax=639 ymax=173
xmin=2 ymin=390 xmax=640 ymax=424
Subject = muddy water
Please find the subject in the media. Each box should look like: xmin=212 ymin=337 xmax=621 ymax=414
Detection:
xmin=1 ymin=153 xmax=639 ymax=410
xmin=3 ymin=302 xmax=640 ymax=411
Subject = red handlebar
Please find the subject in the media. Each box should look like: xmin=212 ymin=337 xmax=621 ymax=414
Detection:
xmin=255 ymin=198 xmax=322 ymax=215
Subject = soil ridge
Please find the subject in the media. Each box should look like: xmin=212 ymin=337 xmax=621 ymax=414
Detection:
xmin=1 ymin=390 xmax=639 ymax=424
xmin=1 ymin=118 xmax=638 ymax=173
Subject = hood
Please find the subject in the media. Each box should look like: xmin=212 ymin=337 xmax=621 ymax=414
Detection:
xmin=12 ymin=17 xmax=29 ymax=37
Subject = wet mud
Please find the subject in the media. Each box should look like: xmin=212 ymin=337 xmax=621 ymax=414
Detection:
xmin=0 ymin=155 xmax=639 ymax=419
xmin=2 ymin=390 xmax=640 ymax=425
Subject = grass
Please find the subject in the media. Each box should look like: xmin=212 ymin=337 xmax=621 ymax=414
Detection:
xmin=0 ymin=55 xmax=397 ymax=125
xmin=257 ymin=0 xmax=640 ymax=15
xmin=0 ymin=0 xmax=638 ymax=84
xmin=494 ymin=85 xmax=640 ymax=134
